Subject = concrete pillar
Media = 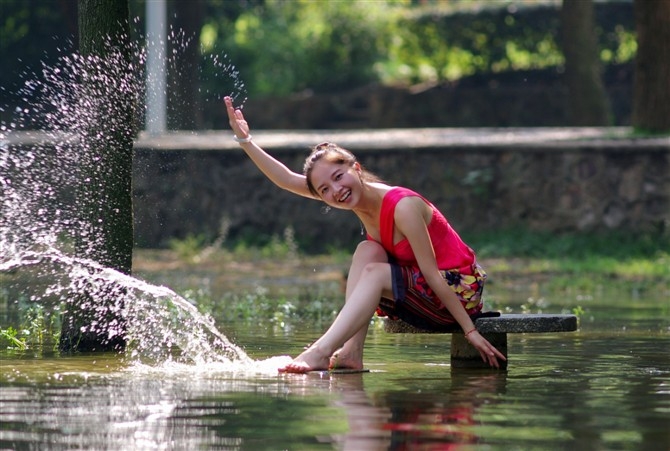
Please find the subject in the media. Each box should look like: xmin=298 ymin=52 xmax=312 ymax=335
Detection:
xmin=145 ymin=0 xmax=167 ymax=135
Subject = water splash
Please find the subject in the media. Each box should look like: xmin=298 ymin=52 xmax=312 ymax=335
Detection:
xmin=1 ymin=27 xmax=255 ymax=368
xmin=0 ymin=250 xmax=251 ymax=365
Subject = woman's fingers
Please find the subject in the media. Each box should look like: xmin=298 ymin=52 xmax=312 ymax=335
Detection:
xmin=224 ymin=96 xmax=249 ymax=136
xmin=492 ymin=345 xmax=507 ymax=361
xmin=225 ymin=97 xmax=240 ymax=122
xmin=224 ymin=97 xmax=236 ymax=124
xmin=481 ymin=348 xmax=499 ymax=368
xmin=474 ymin=338 xmax=506 ymax=368
xmin=224 ymin=96 xmax=235 ymax=115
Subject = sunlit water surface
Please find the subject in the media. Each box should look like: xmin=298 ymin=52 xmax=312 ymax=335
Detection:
xmin=1 ymin=297 xmax=669 ymax=451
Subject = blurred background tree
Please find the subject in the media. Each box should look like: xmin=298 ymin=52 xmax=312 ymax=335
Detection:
xmin=632 ymin=0 xmax=670 ymax=134
xmin=560 ymin=0 xmax=611 ymax=125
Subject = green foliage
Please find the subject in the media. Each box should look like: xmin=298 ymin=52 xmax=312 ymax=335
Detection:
xmin=1 ymin=1 xmax=636 ymax=106
xmin=377 ymin=1 xmax=635 ymax=86
xmin=0 ymin=291 xmax=61 ymax=351
xmin=18 ymin=303 xmax=61 ymax=350
xmin=0 ymin=326 xmax=26 ymax=350
xmin=228 ymin=226 xmax=300 ymax=260
xmin=197 ymin=0 xmax=634 ymax=96
xmin=468 ymin=228 xmax=670 ymax=298
xmin=379 ymin=6 xmax=561 ymax=84
xmin=206 ymin=0 xmax=395 ymax=96
xmin=600 ymin=25 xmax=637 ymax=64
xmin=136 ymin=228 xmax=670 ymax=329
xmin=571 ymin=305 xmax=585 ymax=317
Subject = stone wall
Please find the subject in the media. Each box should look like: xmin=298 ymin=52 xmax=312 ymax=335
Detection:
xmin=133 ymin=128 xmax=669 ymax=251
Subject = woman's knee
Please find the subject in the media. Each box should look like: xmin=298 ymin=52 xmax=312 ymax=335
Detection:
xmin=352 ymin=240 xmax=387 ymax=263
xmin=360 ymin=262 xmax=393 ymax=292
xmin=346 ymin=242 xmax=390 ymax=298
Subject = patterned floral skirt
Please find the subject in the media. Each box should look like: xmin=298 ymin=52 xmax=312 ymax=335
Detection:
xmin=376 ymin=262 xmax=488 ymax=332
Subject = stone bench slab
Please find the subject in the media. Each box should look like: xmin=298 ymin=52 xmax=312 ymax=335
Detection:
xmin=473 ymin=314 xmax=578 ymax=333
xmin=384 ymin=314 xmax=578 ymax=334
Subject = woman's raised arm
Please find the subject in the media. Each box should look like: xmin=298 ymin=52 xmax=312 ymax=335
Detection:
xmin=224 ymin=97 xmax=315 ymax=199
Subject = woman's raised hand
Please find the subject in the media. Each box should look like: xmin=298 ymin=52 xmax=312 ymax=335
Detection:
xmin=224 ymin=96 xmax=250 ymax=140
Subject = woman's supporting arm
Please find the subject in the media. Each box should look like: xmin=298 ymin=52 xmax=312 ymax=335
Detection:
xmin=394 ymin=197 xmax=506 ymax=368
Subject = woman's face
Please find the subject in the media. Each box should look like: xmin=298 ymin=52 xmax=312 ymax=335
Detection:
xmin=309 ymin=159 xmax=362 ymax=209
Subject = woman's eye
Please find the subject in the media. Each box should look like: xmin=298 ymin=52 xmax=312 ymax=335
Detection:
xmin=335 ymin=173 xmax=342 ymax=181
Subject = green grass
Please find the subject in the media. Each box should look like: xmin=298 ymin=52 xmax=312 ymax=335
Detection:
xmin=4 ymin=228 xmax=666 ymax=344
xmin=468 ymin=228 xmax=668 ymax=259
xmin=467 ymin=228 xmax=669 ymax=279
xmin=165 ymin=226 xmax=670 ymax=286
xmin=169 ymin=228 xmax=669 ymax=326
xmin=463 ymin=229 xmax=669 ymax=311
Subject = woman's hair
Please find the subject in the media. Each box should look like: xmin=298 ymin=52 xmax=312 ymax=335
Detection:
xmin=303 ymin=142 xmax=382 ymax=197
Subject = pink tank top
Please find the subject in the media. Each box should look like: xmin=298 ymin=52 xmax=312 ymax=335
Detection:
xmin=371 ymin=187 xmax=476 ymax=272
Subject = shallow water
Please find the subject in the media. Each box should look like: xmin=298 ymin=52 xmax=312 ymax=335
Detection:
xmin=1 ymin=297 xmax=669 ymax=451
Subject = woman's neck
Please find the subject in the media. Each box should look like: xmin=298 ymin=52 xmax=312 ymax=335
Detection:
xmin=354 ymin=183 xmax=392 ymax=223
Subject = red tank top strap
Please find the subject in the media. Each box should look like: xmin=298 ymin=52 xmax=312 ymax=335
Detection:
xmin=379 ymin=187 xmax=421 ymax=252
xmin=379 ymin=190 xmax=396 ymax=252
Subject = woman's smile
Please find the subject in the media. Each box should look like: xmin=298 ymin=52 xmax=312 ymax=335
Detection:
xmin=337 ymin=189 xmax=351 ymax=203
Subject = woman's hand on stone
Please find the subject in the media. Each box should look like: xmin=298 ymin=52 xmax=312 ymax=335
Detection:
xmin=467 ymin=331 xmax=506 ymax=368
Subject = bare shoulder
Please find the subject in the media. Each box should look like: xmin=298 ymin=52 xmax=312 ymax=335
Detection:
xmin=394 ymin=195 xmax=432 ymax=223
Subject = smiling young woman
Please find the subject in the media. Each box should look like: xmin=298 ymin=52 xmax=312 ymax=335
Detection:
xmin=224 ymin=96 xmax=505 ymax=372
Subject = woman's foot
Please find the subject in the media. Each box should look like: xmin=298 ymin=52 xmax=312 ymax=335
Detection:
xmin=329 ymin=348 xmax=364 ymax=371
xmin=278 ymin=345 xmax=330 ymax=373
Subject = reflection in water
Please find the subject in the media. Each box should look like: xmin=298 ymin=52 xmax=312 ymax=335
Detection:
xmin=306 ymin=371 xmax=394 ymax=450
xmin=1 ymin=330 xmax=669 ymax=450
xmin=1 ymin=300 xmax=669 ymax=450
xmin=379 ymin=371 xmax=507 ymax=449
xmin=311 ymin=370 xmax=508 ymax=450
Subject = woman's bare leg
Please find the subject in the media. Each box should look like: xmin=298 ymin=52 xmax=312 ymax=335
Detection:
xmin=279 ymin=260 xmax=393 ymax=373
xmin=330 ymin=241 xmax=388 ymax=370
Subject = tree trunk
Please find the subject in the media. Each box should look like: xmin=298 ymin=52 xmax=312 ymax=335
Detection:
xmin=560 ymin=0 xmax=611 ymax=126
xmin=59 ymin=0 xmax=134 ymax=352
xmin=632 ymin=0 xmax=670 ymax=133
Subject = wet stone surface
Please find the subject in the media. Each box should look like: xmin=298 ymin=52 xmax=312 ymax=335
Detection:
xmin=384 ymin=314 xmax=579 ymax=334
